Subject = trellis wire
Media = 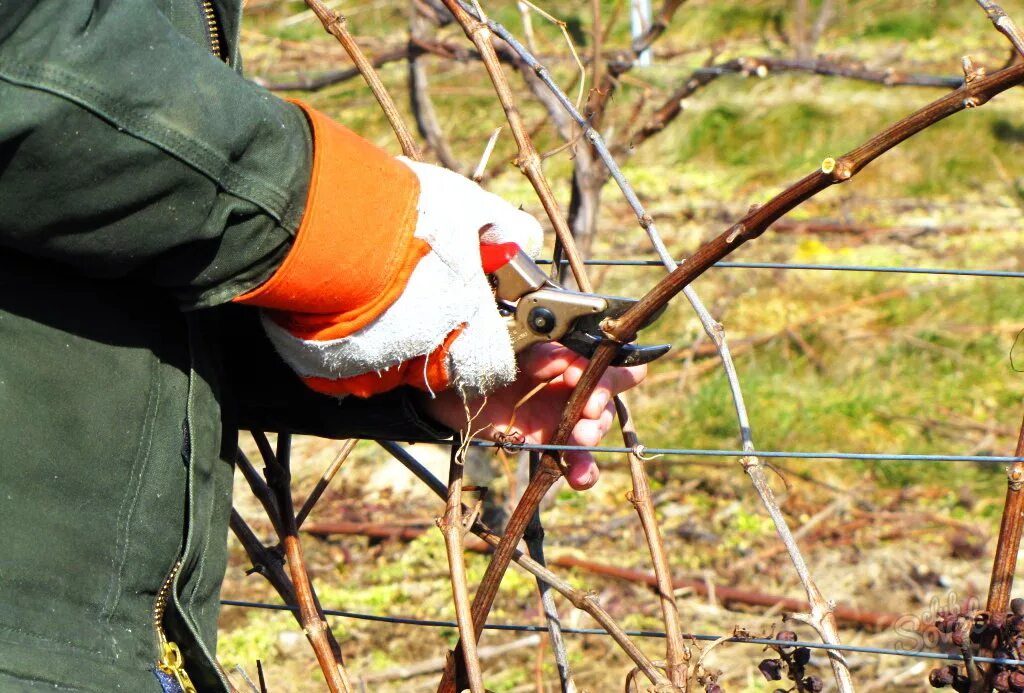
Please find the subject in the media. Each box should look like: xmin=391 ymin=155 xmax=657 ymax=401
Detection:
xmin=226 ymin=253 xmax=1023 ymax=681
xmin=465 ymin=442 xmax=1024 ymax=464
xmin=536 ymin=259 xmax=1024 ymax=279
xmin=220 ymin=599 xmax=1024 ymax=667
xmin=225 ymin=245 xmax=1022 ymax=684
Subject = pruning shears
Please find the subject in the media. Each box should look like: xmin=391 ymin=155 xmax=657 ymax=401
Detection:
xmin=481 ymin=243 xmax=671 ymax=367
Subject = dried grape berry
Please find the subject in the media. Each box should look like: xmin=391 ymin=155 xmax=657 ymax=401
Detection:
xmin=758 ymin=659 xmax=783 ymax=681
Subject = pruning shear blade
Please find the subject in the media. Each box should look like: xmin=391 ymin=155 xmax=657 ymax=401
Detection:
xmin=485 ymin=243 xmax=670 ymax=367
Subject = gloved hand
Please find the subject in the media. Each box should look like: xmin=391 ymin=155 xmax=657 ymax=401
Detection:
xmin=235 ymin=101 xmax=542 ymax=399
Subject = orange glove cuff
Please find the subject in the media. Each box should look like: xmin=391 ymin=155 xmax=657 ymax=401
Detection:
xmin=234 ymin=100 xmax=427 ymax=338
xmin=300 ymin=325 xmax=465 ymax=398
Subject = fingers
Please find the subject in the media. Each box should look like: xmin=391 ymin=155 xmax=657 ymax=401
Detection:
xmin=569 ymin=402 xmax=615 ymax=448
xmin=581 ymin=388 xmax=611 ymax=419
xmin=520 ymin=344 xmax=648 ymax=396
xmin=512 ymin=344 xmax=651 ymax=493
xmin=562 ymin=359 xmax=647 ymax=396
xmin=518 ymin=343 xmax=579 ymax=382
xmin=563 ymin=451 xmax=599 ymax=490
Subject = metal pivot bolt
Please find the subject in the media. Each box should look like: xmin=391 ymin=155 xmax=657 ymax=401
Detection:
xmin=528 ymin=306 xmax=557 ymax=334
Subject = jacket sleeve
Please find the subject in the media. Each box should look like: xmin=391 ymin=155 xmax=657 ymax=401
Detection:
xmin=214 ymin=304 xmax=453 ymax=442
xmin=0 ymin=1 xmax=414 ymax=309
xmin=0 ymin=2 xmax=452 ymax=437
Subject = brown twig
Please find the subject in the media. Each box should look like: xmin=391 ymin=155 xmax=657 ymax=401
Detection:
xmin=297 ymin=515 xmax=914 ymax=631
xmin=295 ymin=438 xmax=358 ymax=529
xmin=616 ymin=397 xmax=688 ymax=687
xmin=255 ymin=44 xmax=412 ymax=91
xmin=409 ymin=9 xmax=466 ymax=172
xmin=986 ymin=414 xmax=1024 ymax=613
xmin=438 ymin=441 xmax=486 ymax=693
xmin=304 ymin=0 xmax=420 ymax=158
xmin=359 ymin=635 xmax=541 ymax=685
xmin=230 ymin=509 xmax=297 ymax=607
xmin=236 ymin=448 xmax=282 ymax=534
xmin=524 ymin=453 xmax=577 ymax=693
xmin=976 ymin=0 xmax=1024 ymax=58
xmin=624 ymin=56 xmax=962 ymax=154
xmin=304 ymin=520 xmax=431 ymax=541
xmin=229 ymin=507 xmax=353 ymax=690
xmin=260 ymin=433 xmax=354 ymax=693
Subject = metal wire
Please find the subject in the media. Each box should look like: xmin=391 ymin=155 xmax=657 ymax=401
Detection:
xmin=464 ymin=441 xmax=1024 ymax=464
xmin=220 ymin=599 xmax=1024 ymax=667
xmin=535 ymin=258 xmax=1024 ymax=279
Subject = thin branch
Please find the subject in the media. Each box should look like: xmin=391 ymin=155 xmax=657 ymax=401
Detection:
xmin=304 ymin=0 xmax=420 ymax=158
xmin=255 ymin=45 xmax=411 ymax=91
xmin=230 ymin=509 xmax=297 ymax=607
xmin=524 ymin=453 xmax=577 ymax=693
xmin=472 ymin=126 xmax=503 ymax=182
xmin=230 ymin=507 xmax=352 ymax=687
xmin=261 ymin=433 xmax=354 ymax=693
xmin=809 ymin=0 xmax=835 ymax=49
xmin=976 ymin=0 xmax=1024 ymax=58
xmin=439 ymin=440 xmax=485 ymax=693
xmin=409 ymin=8 xmax=466 ymax=172
xmin=516 ymin=1 xmax=538 ymax=55
xmin=986 ymin=413 xmax=1024 ymax=612
xmin=615 ymin=397 xmax=688 ymax=687
xmin=236 ymin=447 xmax=282 ymax=534
xmin=359 ymin=635 xmax=541 ymax=684
xmin=296 ymin=438 xmax=358 ymax=529
xmin=624 ymin=56 xmax=962 ymax=154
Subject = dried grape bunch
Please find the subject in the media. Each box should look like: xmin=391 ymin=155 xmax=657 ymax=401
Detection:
xmin=928 ymin=598 xmax=1024 ymax=690
xmin=757 ymin=630 xmax=825 ymax=693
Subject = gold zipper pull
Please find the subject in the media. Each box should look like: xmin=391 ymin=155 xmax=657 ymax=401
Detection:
xmin=154 ymin=561 xmax=196 ymax=692
xmin=158 ymin=640 xmax=199 ymax=693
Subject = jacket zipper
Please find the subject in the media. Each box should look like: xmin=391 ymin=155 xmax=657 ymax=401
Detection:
xmin=150 ymin=6 xmax=225 ymax=690
xmin=154 ymin=561 xmax=198 ymax=693
xmin=199 ymin=0 xmax=225 ymax=61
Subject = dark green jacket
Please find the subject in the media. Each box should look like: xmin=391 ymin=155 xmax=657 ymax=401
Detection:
xmin=0 ymin=2 xmax=447 ymax=690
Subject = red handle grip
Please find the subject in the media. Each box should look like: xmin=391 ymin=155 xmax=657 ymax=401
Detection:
xmin=480 ymin=242 xmax=520 ymax=274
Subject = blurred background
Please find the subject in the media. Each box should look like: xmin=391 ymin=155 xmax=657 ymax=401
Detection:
xmin=224 ymin=1 xmax=1024 ymax=689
